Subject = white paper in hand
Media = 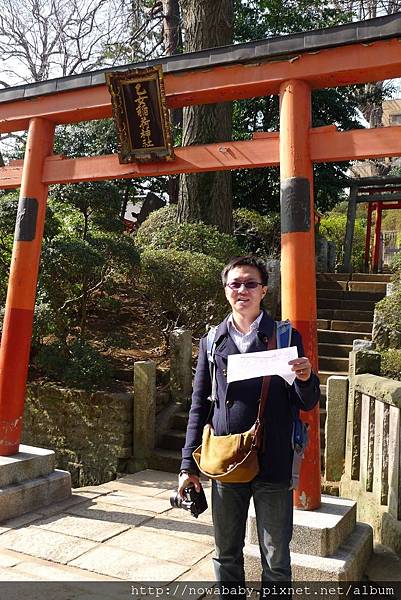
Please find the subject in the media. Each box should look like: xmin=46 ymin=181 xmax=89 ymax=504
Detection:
xmin=227 ymin=346 xmax=299 ymax=385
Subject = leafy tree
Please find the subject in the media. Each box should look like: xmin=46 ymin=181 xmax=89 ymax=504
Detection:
xmin=48 ymin=119 xmax=141 ymax=339
xmin=233 ymin=208 xmax=281 ymax=257
xmin=232 ymin=0 xmax=368 ymax=214
xmin=38 ymin=230 xmax=139 ymax=340
xmin=51 ymin=182 xmax=123 ymax=239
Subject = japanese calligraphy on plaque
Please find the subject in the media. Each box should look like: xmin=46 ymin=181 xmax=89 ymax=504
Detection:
xmin=106 ymin=66 xmax=174 ymax=163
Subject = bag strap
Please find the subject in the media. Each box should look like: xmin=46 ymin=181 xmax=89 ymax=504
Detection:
xmin=206 ymin=326 xmax=217 ymax=403
xmin=252 ymin=326 xmax=277 ymax=450
xmin=276 ymin=319 xmax=292 ymax=349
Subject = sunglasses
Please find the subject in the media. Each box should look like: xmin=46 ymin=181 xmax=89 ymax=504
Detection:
xmin=226 ymin=281 xmax=264 ymax=290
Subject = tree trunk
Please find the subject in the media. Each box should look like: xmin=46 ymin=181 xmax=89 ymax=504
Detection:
xmin=178 ymin=0 xmax=233 ymax=233
xmin=162 ymin=0 xmax=182 ymax=204
xmin=162 ymin=0 xmax=181 ymax=55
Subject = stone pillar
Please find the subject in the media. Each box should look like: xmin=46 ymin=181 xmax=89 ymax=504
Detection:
xmin=344 ymin=348 xmax=381 ymax=480
xmin=325 ymin=376 xmax=349 ymax=481
xmin=316 ymin=236 xmax=328 ymax=273
xmin=327 ymin=241 xmax=336 ymax=272
xmin=349 ymin=348 xmax=381 ymax=378
xmin=169 ymin=328 xmax=192 ymax=407
xmin=340 ymin=185 xmax=357 ymax=273
xmin=264 ymin=258 xmax=280 ymax=318
xmin=133 ymin=361 xmax=156 ymax=469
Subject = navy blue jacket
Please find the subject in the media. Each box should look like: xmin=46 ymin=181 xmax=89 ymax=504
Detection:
xmin=181 ymin=311 xmax=320 ymax=484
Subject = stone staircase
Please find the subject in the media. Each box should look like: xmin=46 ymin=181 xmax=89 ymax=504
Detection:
xmin=150 ymin=272 xmax=391 ymax=474
xmin=317 ymin=272 xmax=391 ymax=469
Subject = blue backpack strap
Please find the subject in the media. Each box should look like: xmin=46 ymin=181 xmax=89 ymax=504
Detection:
xmin=276 ymin=319 xmax=292 ymax=349
xmin=206 ymin=326 xmax=217 ymax=402
xmin=206 ymin=326 xmax=217 ymax=363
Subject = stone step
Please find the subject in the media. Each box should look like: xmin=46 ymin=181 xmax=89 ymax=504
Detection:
xmin=319 ymin=342 xmax=353 ymax=358
xmin=343 ymin=290 xmax=386 ymax=302
xmin=171 ymin=411 xmax=189 ymax=431
xmin=247 ymin=495 xmax=356 ymax=556
xmin=317 ymin=320 xmax=373 ymax=334
xmin=160 ymin=430 xmax=186 ymax=452
xmin=317 ymin=309 xmax=373 ymax=322
xmin=317 ymin=273 xmax=349 ymax=282
xmin=317 ymin=318 xmax=331 ymax=330
xmin=318 ymin=329 xmax=371 ymax=344
xmin=348 ymin=281 xmax=387 ymax=294
xmin=316 ymin=288 xmax=346 ymax=304
xmin=317 ymin=288 xmax=385 ymax=302
xmin=318 ymin=298 xmax=377 ymax=311
xmin=149 ymin=448 xmax=181 ymax=474
xmin=245 ymin=522 xmax=373 ymax=581
xmin=0 ymin=445 xmax=55 ymax=487
xmin=318 ymin=370 xmax=348 ymax=385
xmin=316 ymin=280 xmax=348 ymax=290
xmin=0 ymin=470 xmax=71 ymax=522
xmin=331 ymin=320 xmax=372 ymax=333
xmin=351 ymin=273 xmax=392 ymax=282
xmin=319 ymin=355 xmax=350 ymax=371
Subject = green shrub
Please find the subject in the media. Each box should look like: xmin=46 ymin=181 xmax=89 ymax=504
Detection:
xmin=166 ymin=222 xmax=241 ymax=263
xmin=135 ymin=205 xmax=178 ymax=251
xmin=373 ymin=245 xmax=401 ymax=351
xmin=380 ymin=349 xmax=401 ymax=382
xmin=319 ymin=213 xmax=366 ymax=271
xmin=33 ymin=340 xmax=112 ymax=390
xmin=389 ymin=253 xmax=401 ymax=280
xmin=140 ymin=248 xmax=227 ymax=333
xmin=136 ymin=206 xmax=240 ymax=262
xmin=374 ymin=287 xmax=401 ymax=350
xmin=233 ymin=208 xmax=280 ymax=258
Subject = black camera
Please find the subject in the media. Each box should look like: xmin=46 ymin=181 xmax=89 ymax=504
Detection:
xmin=170 ymin=485 xmax=208 ymax=518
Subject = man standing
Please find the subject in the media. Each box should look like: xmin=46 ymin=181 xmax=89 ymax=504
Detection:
xmin=178 ymin=255 xmax=320 ymax=586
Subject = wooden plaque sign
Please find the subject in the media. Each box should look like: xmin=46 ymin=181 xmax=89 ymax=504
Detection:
xmin=106 ymin=65 xmax=174 ymax=164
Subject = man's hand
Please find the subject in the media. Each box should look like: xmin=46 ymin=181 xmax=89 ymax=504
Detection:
xmin=288 ymin=357 xmax=312 ymax=382
xmin=178 ymin=471 xmax=201 ymax=498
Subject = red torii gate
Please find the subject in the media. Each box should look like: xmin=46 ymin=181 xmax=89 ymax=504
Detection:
xmin=1 ymin=13 xmax=401 ymax=511
xmin=341 ymin=176 xmax=401 ymax=273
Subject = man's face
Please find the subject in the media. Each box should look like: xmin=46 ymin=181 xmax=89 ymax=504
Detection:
xmin=224 ymin=265 xmax=267 ymax=316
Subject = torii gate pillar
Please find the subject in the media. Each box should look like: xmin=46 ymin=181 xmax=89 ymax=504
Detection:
xmin=279 ymin=80 xmax=321 ymax=510
xmin=0 ymin=118 xmax=55 ymax=455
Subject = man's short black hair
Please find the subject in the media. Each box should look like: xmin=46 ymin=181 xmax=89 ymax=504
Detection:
xmin=221 ymin=255 xmax=269 ymax=286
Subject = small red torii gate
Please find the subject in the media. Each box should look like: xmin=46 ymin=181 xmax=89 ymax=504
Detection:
xmin=1 ymin=13 xmax=401 ymax=512
xmin=341 ymin=176 xmax=401 ymax=273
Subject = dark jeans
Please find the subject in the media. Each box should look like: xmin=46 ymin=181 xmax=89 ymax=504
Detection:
xmin=211 ymin=479 xmax=293 ymax=587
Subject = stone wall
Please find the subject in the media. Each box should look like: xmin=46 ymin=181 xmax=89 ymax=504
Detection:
xmin=22 ymin=383 xmax=134 ymax=488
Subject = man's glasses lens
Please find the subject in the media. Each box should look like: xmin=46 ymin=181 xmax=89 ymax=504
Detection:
xmin=227 ymin=281 xmax=262 ymax=290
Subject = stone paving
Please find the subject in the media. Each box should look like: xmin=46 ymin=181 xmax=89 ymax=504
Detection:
xmin=0 ymin=470 xmax=215 ymax=586
xmin=0 ymin=469 xmax=399 ymax=599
